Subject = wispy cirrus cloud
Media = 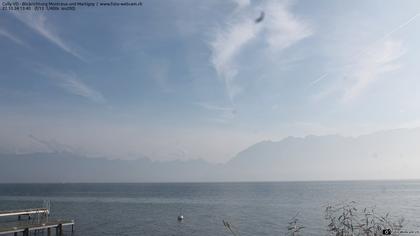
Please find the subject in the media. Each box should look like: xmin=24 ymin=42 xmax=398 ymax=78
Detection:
xmin=308 ymin=72 xmax=328 ymax=87
xmin=41 ymin=67 xmax=106 ymax=103
xmin=209 ymin=0 xmax=312 ymax=103
xmin=195 ymin=102 xmax=236 ymax=123
xmin=313 ymin=11 xmax=419 ymax=102
xmin=210 ymin=20 xmax=259 ymax=101
xmin=232 ymin=0 xmax=251 ymax=11
xmin=0 ymin=28 xmax=27 ymax=46
xmin=12 ymin=12 xmax=85 ymax=61
xmin=264 ymin=1 xmax=313 ymax=51
xmin=313 ymin=39 xmax=404 ymax=103
xmin=28 ymin=134 xmax=76 ymax=153
xmin=341 ymin=39 xmax=404 ymax=102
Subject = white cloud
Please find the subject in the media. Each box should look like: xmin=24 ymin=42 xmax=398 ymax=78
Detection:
xmin=195 ymin=102 xmax=236 ymax=123
xmin=0 ymin=28 xmax=26 ymax=46
xmin=314 ymin=11 xmax=419 ymax=103
xmin=41 ymin=68 xmax=106 ymax=103
xmin=342 ymin=39 xmax=404 ymax=101
xmin=28 ymin=134 xmax=76 ymax=153
xmin=264 ymin=1 xmax=313 ymax=51
xmin=12 ymin=12 xmax=85 ymax=61
xmin=209 ymin=0 xmax=313 ymax=102
xmin=309 ymin=72 xmax=328 ymax=87
xmin=195 ymin=102 xmax=235 ymax=112
xmin=313 ymin=40 xmax=404 ymax=102
xmin=232 ymin=0 xmax=251 ymax=10
xmin=210 ymin=19 xmax=259 ymax=101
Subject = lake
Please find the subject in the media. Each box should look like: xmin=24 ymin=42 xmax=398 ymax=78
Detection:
xmin=0 ymin=181 xmax=419 ymax=235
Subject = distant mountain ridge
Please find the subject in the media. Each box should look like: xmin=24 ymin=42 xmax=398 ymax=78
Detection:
xmin=226 ymin=128 xmax=420 ymax=180
xmin=1 ymin=128 xmax=420 ymax=182
xmin=0 ymin=152 xmax=220 ymax=183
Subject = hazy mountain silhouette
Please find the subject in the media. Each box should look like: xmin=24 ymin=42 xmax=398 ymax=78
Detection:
xmin=227 ymin=128 xmax=420 ymax=181
xmin=1 ymin=128 xmax=420 ymax=182
xmin=0 ymin=152 xmax=221 ymax=183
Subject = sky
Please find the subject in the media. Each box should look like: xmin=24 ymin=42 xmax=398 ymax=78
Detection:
xmin=1 ymin=0 xmax=420 ymax=163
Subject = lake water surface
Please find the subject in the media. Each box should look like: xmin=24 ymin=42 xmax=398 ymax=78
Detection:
xmin=0 ymin=181 xmax=419 ymax=235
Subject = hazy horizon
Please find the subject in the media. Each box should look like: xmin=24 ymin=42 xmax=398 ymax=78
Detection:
xmin=1 ymin=126 xmax=420 ymax=182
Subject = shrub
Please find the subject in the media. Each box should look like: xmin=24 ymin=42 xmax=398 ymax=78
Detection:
xmin=324 ymin=201 xmax=404 ymax=236
xmin=223 ymin=201 xmax=405 ymax=236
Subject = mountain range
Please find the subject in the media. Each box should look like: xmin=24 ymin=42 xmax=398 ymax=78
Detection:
xmin=1 ymin=128 xmax=420 ymax=182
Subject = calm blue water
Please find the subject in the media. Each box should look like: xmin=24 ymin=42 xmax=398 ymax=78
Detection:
xmin=0 ymin=181 xmax=419 ymax=235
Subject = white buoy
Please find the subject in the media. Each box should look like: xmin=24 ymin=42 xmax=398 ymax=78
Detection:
xmin=177 ymin=215 xmax=184 ymax=221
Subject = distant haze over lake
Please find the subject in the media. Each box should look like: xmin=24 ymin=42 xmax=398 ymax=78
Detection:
xmin=1 ymin=128 xmax=420 ymax=182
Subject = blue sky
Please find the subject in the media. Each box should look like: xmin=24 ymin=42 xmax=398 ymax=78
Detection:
xmin=1 ymin=0 xmax=420 ymax=162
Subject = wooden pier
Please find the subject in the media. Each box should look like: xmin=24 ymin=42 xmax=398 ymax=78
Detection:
xmin=0 ymin=208 xmax=49 ymax=219
xmin=0 ymin=219 xmax=74 ymax=235
xmin=0 ymin=208 xmax=74 ymax=235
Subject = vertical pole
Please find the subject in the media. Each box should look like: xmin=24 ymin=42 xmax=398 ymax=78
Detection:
xmin=14 ymin=232 xmax=17 ymax=236
xmin=48 ymin=228 xmax=51 ymax=236
xmin=59 ymin=224 xmax=63 ymax=236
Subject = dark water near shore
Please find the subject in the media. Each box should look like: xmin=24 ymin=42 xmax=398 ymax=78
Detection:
xmin=0 ymin=181 xmax=419 ymax=235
